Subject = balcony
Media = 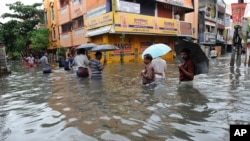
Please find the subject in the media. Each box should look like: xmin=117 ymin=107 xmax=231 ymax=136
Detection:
xmin=72 ymin=27 xmax=86 ymax=46
xmin=217 ymin=34 xmax=225 ymax=42
xmin=177 ymin=21 xmax=193 ymax=37
xmin=217 ymin=18 xmax=225 ymax=29
xmin=199 ymin=32 xmax=216 ymax=45
xmin=86 ymin=12 xmax=193 ymax=37
xmin=60 ymin=32 xmax=72 ymax=47
xmin=71 ymin=0 xmax=84 ymax=19
xmin=58 ymin=5 xmax=71 ymax=25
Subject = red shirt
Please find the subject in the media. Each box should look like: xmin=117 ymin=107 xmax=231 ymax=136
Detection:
xmin=179 ymin=59 xmax=195 ymax=81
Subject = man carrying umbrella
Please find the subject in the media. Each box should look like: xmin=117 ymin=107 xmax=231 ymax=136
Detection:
xmin=178 ymin=48 xmax=195 ymax=86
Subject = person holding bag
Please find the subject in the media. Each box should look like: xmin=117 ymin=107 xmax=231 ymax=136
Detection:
xmin=71 ymin=48 xmax=90 ymax=77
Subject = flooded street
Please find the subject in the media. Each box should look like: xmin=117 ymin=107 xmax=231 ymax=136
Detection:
xmin=1 ymin=55 xmax=250 ymax=141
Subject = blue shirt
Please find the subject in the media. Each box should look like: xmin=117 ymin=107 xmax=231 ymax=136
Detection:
xmin=89 ymin=60 xmax=103 ymax=79
xmin=40 ymin=56 xmax=51 ymax=71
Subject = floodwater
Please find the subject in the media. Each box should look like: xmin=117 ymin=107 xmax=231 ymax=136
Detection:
xmin=1 ymin=56 xmax=250 ymax=141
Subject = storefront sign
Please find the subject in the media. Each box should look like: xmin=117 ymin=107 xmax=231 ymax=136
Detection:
xmin=114 ymin=12 xmax=177 ymax=35
xmin=140 ymin=42 xmax=153 ymax=52
xmin=199 ymin=32 xmax=216 ymax=44
xmin=86 ymin=12 xmax=113 ymax=30
xmin=231 ymin=3 xmax=247 ymax=25
xmin=116 ymin=0 xmax=140 ymax=14
xmin=113 ymin=43 xmax=132 ymax=53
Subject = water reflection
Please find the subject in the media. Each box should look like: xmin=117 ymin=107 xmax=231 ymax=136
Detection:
xmin=1 ymin=57 xmax=250 ymax=141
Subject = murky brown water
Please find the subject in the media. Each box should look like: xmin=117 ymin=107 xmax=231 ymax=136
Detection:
xmin=1 ymin=56 xmax=250 ymax=141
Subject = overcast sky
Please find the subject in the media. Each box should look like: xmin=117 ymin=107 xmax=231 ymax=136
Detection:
xmin=0 ymin=0 xmax=43 ymax=23
xmin=0 ymin=0 xmax=246 ymax=23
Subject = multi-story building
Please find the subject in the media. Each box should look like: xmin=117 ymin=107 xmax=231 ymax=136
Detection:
xmin=43 ymin=0 xmax=60 ymax=52
xmin=86 ymin=0 xmax=195 ymax=63
xmin=198 ymin=0 xmax=226 ymax=56
xmin=44 ymin=0 xmax=197 ymax=63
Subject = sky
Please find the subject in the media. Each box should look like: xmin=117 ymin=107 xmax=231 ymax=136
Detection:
xmin=0 ymin=0 xmax=246 ymax=23
xmin=0 ymin=0 xmax=43 ymax=23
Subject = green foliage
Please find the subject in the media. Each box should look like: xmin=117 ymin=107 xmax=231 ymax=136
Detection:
xmin=57 ymin=47 xmax=67 ymax=57
xmin=9 ymin=51 xmax=21 ymax=60
xmin=0 ymin=1 xmax=44 ymax=54
xmin=29 ymin=28 xmax=49 ymax=52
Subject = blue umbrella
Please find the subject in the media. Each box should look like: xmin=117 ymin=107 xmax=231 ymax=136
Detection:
xmin=141 ymin=43 xmax=172 ymax=59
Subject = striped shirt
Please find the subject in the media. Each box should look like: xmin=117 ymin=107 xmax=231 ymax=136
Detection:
xmin=89 ymin=60 xmax=103 ymax=79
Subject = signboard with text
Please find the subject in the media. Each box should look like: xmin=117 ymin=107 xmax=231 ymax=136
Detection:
xmin=231 ymin=3 xmax=247 ymax=25
xmin=114 ymin=12 xmax=177 ymax=35
xmin=86 ymin=12 xmax=113 ymax=30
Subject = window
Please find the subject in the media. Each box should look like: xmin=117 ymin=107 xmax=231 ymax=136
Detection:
xmin=60 ymin=0 xmax=67 ymax=8
xmin=72 ymin=16 xmax=84 ymax=29
xmin=44 ymin=11 xmax=48 ymax=24
xmin=62 ymin=23 xmax=72 ymax=33
xmin=52 ymin=27 xmax=56 ymax=41
xmin=51 ymin=5 xmax=55 ymax=20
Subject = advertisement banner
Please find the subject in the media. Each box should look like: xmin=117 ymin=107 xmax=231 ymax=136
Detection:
xmin=114 ymin=12 xmax=177 ymax=35
xmin=231 ymin=3 xmax=247 ymax=25
xmin=86 ymin=12 xmax=113 ymax=30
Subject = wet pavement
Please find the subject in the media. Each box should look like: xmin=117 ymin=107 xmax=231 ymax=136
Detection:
xmin=0 ymin=55 xmax=250 ymax=141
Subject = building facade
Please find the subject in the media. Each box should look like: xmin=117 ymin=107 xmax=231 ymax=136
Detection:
xmin=86 ymin=0 xmax=195 ymax=63
xmin=44 ymin=0 xmax=197 ymax=63
xmin=198 ymin=0 xmax=226 ymax=56
xmin=44 ymin=0 xmax=60 ymax=51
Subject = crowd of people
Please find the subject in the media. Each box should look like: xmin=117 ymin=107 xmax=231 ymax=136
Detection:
xmin=22 ymin=48 xmax=195 ymax=87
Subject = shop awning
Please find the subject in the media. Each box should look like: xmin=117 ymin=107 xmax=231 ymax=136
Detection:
xmin=86 ymin=25 xmax=112 ymax=37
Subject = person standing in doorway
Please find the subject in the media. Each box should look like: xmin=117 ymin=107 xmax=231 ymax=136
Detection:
xmin=39 ymin=52 xmax=52 ymax=74
xmin=178 ymin=48 xmax=195 ymax=86
xmin=152 ymin=56 xmax=167 ymax=79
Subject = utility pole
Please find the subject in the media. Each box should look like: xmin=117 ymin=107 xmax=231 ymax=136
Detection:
xmin=120 ymin=33 xmax=125 ymax=64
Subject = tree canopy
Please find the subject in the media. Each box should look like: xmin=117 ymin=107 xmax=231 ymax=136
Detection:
xmin=0 ymin=1 xmax=45 ymax=57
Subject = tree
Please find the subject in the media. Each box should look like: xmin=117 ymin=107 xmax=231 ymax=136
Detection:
xmin=0 ymin=1 xmax=43 ymax=56
xmin=29 ymin=28 xmax=50 ymax=52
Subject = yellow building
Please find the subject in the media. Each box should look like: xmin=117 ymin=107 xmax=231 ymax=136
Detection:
xmin=43 ymin=0 xmax=60 ymax=50
xmin=86 ymin=0 xmax=196 ymax=63
xmin=43 ymin=0 xmax=197 ymax=64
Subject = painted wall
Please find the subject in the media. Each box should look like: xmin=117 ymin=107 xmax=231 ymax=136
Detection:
xmin=157 ymin=3 xmax=172 ymax=19
xmin=58 ymin=3 xmax=71 ymax=25
xmin=185 ymin=0 xmax=199 ymax=39
xmin=71 ymin=0 xmax=85 ymax=19
xmin=44 ymin=0 xmax=60 ymax=49
xmin=89 ymin=34 xmax=175 ymax=64
xmin=86 ymin=0 xmax=106 ymax=11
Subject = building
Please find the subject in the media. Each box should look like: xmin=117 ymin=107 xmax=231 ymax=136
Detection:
xmin=44 ymin=0 xmax=197 ymax=63
xmin=44 ymin=0 xmax=60 ymax=52
xmin=86 ymin=0 xmax=195 ymax=63
xmin=198 ymin=0 xmax=226 ymax=56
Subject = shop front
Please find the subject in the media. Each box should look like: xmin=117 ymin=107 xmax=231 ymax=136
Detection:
xmin=86 ymin=12 xmax=178 ymax=64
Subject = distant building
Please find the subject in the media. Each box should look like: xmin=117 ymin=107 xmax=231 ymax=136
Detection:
xmin=198 ymin=0 xmax=226 ymax=56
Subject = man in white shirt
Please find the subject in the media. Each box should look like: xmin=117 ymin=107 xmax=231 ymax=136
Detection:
xmin=152 ymin=56 xmax=167 ymax=79
xmin=71 ymin=48 xmax=90 ymax=77
xmin=26 ymin=54 xmax=35 ymax=67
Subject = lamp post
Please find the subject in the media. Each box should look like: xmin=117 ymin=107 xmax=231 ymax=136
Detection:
xmin=120 ymin=33 xmax=125 ymax=64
